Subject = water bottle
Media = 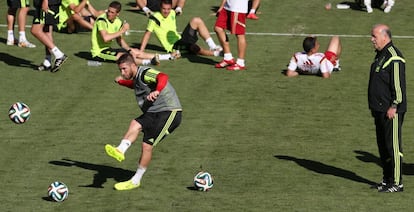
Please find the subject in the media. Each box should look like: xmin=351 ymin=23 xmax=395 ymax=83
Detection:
xmin=123 ymin=20 xmax=130 ymax=36
xmin=87 ymin=60 xmax=102 ymax=66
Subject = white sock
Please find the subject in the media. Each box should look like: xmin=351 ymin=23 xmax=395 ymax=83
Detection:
xmin=236 ymin=58 xmax=245 ymax=67
xmin=205 ymin=37 xmax=217 ymax=50
xmin=19 ymin=31 xmax=27 ymax=42
xmin=249 ymin=9 xmax=256 ymax=14
xmin=158 ymin=54 xmax=172 ymax=60
xmin=51 ymin=47 xmax=64 ymax=59
xmin=117 ymin=139 xmax=131 ymax=154
xmin=224 ymin=53 xmax=233 ymax=61
xmin=131 ymin=166 xmax=147 ymax=185
xmin=7 ymin=30 xmax=14 ymax=40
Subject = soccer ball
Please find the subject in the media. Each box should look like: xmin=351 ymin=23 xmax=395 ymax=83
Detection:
xmin=8 ymin=102 xmax=30 ymax=124
xmin=193 ymin=171 xmax=213 ymax=191
xmin=48 ymin=181 xmax=69 ymax=202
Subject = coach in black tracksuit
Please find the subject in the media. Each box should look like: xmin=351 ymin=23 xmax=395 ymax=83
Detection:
xmin=368 ymin=24 xmax=406 ymax=193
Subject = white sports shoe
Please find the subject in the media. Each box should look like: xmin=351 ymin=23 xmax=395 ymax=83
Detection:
xmin=210 ymin=45 xmax=223 ymax=52
xmin=384 ymin=6 xmax=392 ymax=13
xmin=7 ymin=39 xmax=15 ymax=46
xmin=366 ymin=6 xmax=373 ymax=13
xmin=18 ymin=40 xmax=36 ymax=48
xmin=170 ymin=50 xmax=181 ymax=60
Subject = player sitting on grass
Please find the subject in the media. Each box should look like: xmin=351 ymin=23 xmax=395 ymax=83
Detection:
xmin=285 ymin=36 xmax=342 ymax=78
xmin=57 ymin=0 xmax=105 ymax=33
xmin=139 ymin=0 xmax=222 ymax=60
xmin=90 ymin=1 xmax=173 ymax=65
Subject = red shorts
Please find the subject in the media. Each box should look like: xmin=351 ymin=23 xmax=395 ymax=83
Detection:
xmin=324 ymin=51 xmax=338 ymax=66
xmin=215 ymin=9 xmax=246 ymax=35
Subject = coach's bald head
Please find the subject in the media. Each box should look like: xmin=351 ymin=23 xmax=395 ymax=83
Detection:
xmin=371 ymin=24 xmax=392 ymax=51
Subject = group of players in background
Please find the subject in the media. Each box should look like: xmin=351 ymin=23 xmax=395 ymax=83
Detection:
xmin=5 ymin=0 xmax=406 ymax=193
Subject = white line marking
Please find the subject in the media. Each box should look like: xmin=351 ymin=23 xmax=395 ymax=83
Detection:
xmin=3 ymin=24 xmax=414 ymax=39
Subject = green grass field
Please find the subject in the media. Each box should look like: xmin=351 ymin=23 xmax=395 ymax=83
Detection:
xmin=1 ymin=0 xmax=414 ymax=211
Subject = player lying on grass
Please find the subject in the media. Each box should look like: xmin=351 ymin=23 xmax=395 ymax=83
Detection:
xmin=105 ymin=53 xmax=182 ymax=191
xmin=285 ymin=36 xmax=342 ymax=78
xmin=139 ymin=0 xmax=223 ymax=60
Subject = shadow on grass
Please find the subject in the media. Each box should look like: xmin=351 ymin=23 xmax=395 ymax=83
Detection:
xmin=354 ymin=150 xmax=414 ymax=175
xmin=49 ymin=158 xmax=134 ymax=188
xmin=0 ymin=52 xmax=37 ymax=69
xmin=73 ymin=51 xmax=117 ymax=64
xmin=274 ymin=155 xmax=376 ymax=185
xmin=129 ymin=43 xmax=166 ymax=52
xmin=183 ymin=54 xmax=218 ymax=65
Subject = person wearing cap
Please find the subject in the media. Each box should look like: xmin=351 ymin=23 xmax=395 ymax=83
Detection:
xmin=285 ymin=36 xmax=342 ymax=78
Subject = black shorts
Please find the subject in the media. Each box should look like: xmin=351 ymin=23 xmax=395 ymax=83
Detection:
xmin=146 ymin=0 xmax=161 ymax=11
xmin=94 ymin=48 xmax=127 ymax=61
xmin=173 ymin=24 xmax=200 ymax=54
xmin=32 ymin=4 xmax=60 ymax=26
xmin=136 ymin=110 xmax=182 ymax=146
xmin=7 ymin=0 xmax=30 ymax=8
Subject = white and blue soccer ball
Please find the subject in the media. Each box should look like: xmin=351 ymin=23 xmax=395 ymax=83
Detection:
xmin=193 ymin=171 xmax=214 ymax=191
xmin=8 ymin=102 xmax=30 ymax=124
xmin=48 ymin=181 xmax=69 ymax=202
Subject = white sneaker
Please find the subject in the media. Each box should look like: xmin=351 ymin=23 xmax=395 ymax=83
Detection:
xmin=7 ymin=39 xmax=15 ymax=46
xmin=210 ymin=45 xmax=223 ymax=52
xmin=175 ymin=7 xmax=182 ymax=15
xmin=366 ymin=6 xmax=373 ymax=13
xmin=170 ymin=50 xmax=181 ymax=60
xmin=384 ymin=6 xmax=392 ymax=13
xmin=211 ymin=45 xmax=223 ymax=57
xmin=143 ymin=8 xmax=153 ymax=17
xmin=18 ymin=40 xmax=36 ymax=48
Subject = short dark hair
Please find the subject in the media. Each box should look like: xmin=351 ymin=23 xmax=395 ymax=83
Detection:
xmin=117 ymin=53 xmax=135 ymax=65
xmin=303 ymin=37 xmax=316 ymax=53
xmin=109 ymin=1 xmax=122 ymax=12
xmin=161 ymin=0 xmax=173 ymax=6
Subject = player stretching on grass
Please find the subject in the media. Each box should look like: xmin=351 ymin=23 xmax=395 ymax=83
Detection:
xmin=285 ymin=36 xmax=342 ymax=78
xmin=105 ymin=53 xmax=182 ymax=191
xmin=139 ymin=0 xmax=222 ymax=60
xmin=91 ymin=1 xmax=164 ymax=65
